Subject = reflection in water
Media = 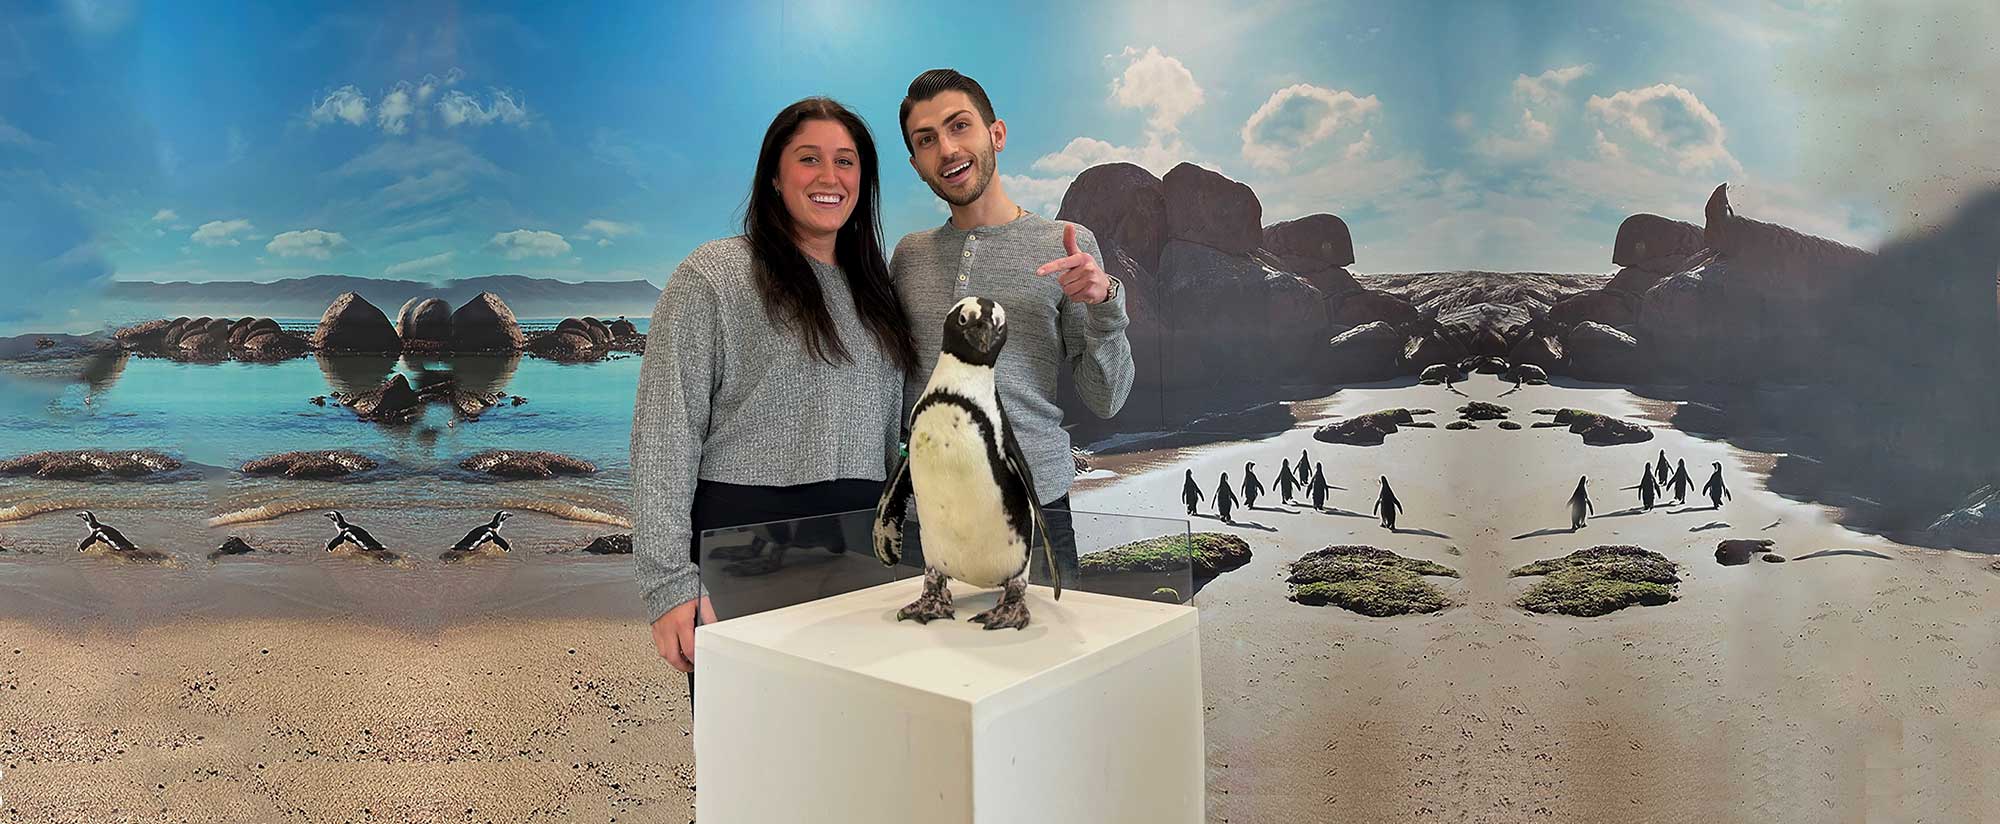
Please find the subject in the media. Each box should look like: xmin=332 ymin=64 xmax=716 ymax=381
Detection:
xmin=315 ymin=351 xmax=400 ymax=397
xmin=441 ymin=352 xmax=522 ymax=399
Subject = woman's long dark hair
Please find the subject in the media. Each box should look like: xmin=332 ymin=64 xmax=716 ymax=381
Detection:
xmin=743 ymin=97 xmax=918 ymax=375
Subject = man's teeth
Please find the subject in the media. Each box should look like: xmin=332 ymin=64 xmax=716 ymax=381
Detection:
xmin=945 ymin=161 xmax=971 ymax=177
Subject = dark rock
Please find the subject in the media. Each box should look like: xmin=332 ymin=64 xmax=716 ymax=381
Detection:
xmin=1761 ymin=554 xmax=1787 ymax=563
xmin=1446 ymin=421 xmax=1476 ymax=430
xmin=1612 ymin=213 xmax=1706 ymax=268
xmin=213 ymin=537 xmax=258 ymax=556
xmin=1162 ymin=162 xmax=1262 ymax=255
xmin=460 ymin=450 xmax=598 ymax=479
xmin=1263 ymin=214 xmax=1355 ymax=269
xmin=1566 ymin=321 xmax=1643 ymax=382
xmin=1314 ymin=408 xmax=1416 ymax=446
xmin=1550 ymin=289 xmax=1639 ymax=329
xmin=396 ymin=297 xmax=454 ymax=344
xmin=1498 ymin=421 xmax=1523 ymax=430
xmin=1325 ymin=322 xmax=1405 ymax=383
xmin=0 ymin=450 xmax=182 ymax=478
xmin=1458 ymin=401 xmax=1509 ymax=421
xmin=528 ymin=330 xmax=600 ymax=361
xmin=344 ymin=374 xmax=423 ymax=423
xmin=450 ymin=292 xmax=526 ymax=352
xmin=1418 ymin=363 xmax=1464 ymax=385
xmin=1508 ymin=334 xmax=1564 ymax=372
xmin=582 ymin=534 xmax=633 ymax=554
xmin=1716 ymin=538 xmax=1776 ymax=565
xmin=314 ymin=293 xmax=401 ymax=353
xmin=607 ymin=316 xmax=639 ymax=339
xmin=241 ymin=450 xmax=378 ymax=478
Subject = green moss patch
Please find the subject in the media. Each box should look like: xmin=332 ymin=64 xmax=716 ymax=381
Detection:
xmin=1285 ymin=545 xmax=1457 ymax=616
xmin=1511 ymin=545 xmax=1679 ymax=616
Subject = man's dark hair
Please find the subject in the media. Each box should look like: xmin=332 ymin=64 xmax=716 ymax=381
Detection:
xmin=898 ymin=68 xmax=997 ymax=155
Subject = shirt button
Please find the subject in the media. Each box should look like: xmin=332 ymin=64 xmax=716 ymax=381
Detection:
xmin=963 ymin=250 xmax=971 ymax=258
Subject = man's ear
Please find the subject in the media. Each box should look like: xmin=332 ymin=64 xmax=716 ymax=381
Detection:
xmin=907 ymin=152 xmax=920 ymax=175
xmin=990 ymin=118 xmax=1006 ymax=152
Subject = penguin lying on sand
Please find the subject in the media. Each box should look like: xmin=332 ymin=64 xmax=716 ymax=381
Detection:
xmin=873 ymin=296 xmax=1061 ymax=630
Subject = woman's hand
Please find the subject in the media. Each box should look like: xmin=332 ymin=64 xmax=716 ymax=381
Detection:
xmin=650 ymin=595 xmax=718 ymax=673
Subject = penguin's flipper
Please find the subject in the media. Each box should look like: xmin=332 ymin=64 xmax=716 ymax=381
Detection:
xmin=491 ymin=533 xmax=511 ymax=552
xmin=872 ymin=452 xmax=913 ymax=566
xmin=994 ymin=394 xmax=1060 ymax=601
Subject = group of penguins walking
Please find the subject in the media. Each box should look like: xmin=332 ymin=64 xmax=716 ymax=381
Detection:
xmin=1567 ymin=450 xmax=1732 ymax=530
xmin=1175 ymin=447 xmax=1732 ymax=534
xmin=69 ymin=509 xmax=515 ymax=555
xmin=1177 ymin=448 xmax=1409 ymax=530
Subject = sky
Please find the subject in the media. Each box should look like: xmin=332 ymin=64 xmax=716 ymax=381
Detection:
xmin=3 ymin=0 xmax=1996 ymax=333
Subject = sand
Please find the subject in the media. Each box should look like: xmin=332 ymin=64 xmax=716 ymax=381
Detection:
xmin=1071 ymin=374 xmax=2000 ymax=823
xmin=4 ymin=374 xmax=1998 ymax=822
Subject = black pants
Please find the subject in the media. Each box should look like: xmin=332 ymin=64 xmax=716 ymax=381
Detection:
xmin=686 ymin=477 xmax=883 ymax=706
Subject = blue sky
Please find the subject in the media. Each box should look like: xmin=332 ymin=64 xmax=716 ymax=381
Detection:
xmin=3 ymin=0 xmax=1991 ymax=332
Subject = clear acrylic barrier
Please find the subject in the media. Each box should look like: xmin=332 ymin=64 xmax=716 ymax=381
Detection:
xmin=696 ymin=506 xmax=1195 ymax=624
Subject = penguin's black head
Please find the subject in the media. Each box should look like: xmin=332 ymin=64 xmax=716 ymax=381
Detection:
xmin=497 ymin=510 xmax=512 ymax=520
xmin=324 ymin=511 xmax=340 ymax=521
xmin=940 ymin=296 xmax=1007 ymax=367
xmin=75 ymin=510 xmax=92 ymax=521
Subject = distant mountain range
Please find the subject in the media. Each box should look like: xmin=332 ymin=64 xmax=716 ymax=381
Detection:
xmin=101 ymin=274 xmax=664 ymax=321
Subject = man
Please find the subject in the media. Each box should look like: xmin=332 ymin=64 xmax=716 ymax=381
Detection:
xmin=889 ymin=68 xmax=1135 ymax=589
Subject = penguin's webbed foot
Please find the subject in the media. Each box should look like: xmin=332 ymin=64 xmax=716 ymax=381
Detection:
xmin=970 ymin=598 xmax=1030 ymax=631
xmin=896 ymin=592 xmax=955 ymax=623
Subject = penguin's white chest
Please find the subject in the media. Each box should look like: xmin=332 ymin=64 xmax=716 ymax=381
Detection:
xmin=908 ymin=403 xmax=1027 ymax=588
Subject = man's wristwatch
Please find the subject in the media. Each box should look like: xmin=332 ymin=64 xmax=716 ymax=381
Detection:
xmin=1100 ymin=275 xmax=1121 ymax=304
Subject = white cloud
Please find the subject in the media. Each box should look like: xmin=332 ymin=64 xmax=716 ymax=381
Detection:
xmin=1031 ymin=135 xmax=1188 ymax=178
xmin=151 ymin=208 xmax=178 ymax=224
xmin=384 ymin=251 xmax=454 ymax=276
xmin=579 ymin=218 xmax=639 ymax=247
xmin=487 ymin=229 xmax=570 ymax=260
xmin=1586 ymin=84 xmax=1741 ymax=174
xmin=416 ymin=68 xmax=462 ymax=103
xmin=1514 ymin=65 xmax=1590 ymax=107
xmin=438 ymin=88 xmax=529 ymax=128
xmin=1109 ymin=46 xmax=1205 ymax=133
xmin=309 ymin=85 xmax=369 ymax=127
xmin=190 ymin=219 xmax=254 ymax=247
xmin=377 ymin=86 xmax=414 ymax=135
xmin=265 ymin=229 xmax=351 ymax=260
xmin=1473 ymin=108 xmax=1555 ymax=161
xmin=1241 ymin=84 xmax=1381 ymax=171
xmin=998 ymin=174 xmax=1077 ymax=217
xmin=1471 ymin=65 xmax=1589 ymax=162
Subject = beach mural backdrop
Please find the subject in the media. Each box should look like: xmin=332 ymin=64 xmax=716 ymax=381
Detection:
xmin=4 ymin=1 xmax=1998 ymax=821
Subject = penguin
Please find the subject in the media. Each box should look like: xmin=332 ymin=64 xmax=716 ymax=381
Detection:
xmin=1215 ymin=473 xmax=1240 ymax=524
xmin=1569 ymin=476 xmax=1594 ymax=530
xmin=1702 ymin=461 xmax=1731 ymax=509
xmin=1181 ymin=469 xmax=1205 ymax=515
xmin=1241 ymin=462 xmax=1265 ymax=509
xmin=1373 ymin=476 xmax=1403 ymax=530
xmin=1276 ymin=458 xmax=1299 ymax=503
xmin=872 ymin=297 xmax=1060 ymax=631
xmin=451 ymin=510 xmax=512 ymax=552
xmin=1308 ymin=462 xmax=1330 ymax=512
xmin=1296 ymin=450 xmax=1310 ymax=486
xmin=323 ymin=510 xmax=389 ymax=552
xmin=74 ymin=510 xmax=140 ymax=552
xmin=1669 ymin=459 xmax=1694 ymax=504
xmin=1639 ymin=464 xmax=1659 ymax=511
xmin=1656 ymin=450 xmax=1670 ymax=486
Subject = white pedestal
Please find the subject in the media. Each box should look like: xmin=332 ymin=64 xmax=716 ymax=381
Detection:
xmin=693 ymin=576 xmax=1202 ymax=824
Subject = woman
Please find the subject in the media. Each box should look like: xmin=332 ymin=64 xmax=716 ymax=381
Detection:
xmin=630 ymin=98 xmax=918 ymax=691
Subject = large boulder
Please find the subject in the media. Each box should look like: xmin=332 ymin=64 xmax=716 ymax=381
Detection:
xmin=239 ymin=330 xmax=310 ymax=360
xmin=230 ymin=317 xmax=281 ymax=345
xmin=397 ymin=297 xmax=454 ymax=344
xmin=1507 ymin=333 xmax=1565 ymax=372
xmin=1057 ymin=162 xmax=1173 ymax=275
xmin=1566 ymin=321 xmax=1643 ymax=382
xmin=1550 ymin=289 xmax=1639 ymax=329
xmin=1436 ymin=302 xmax=1530 ymax=355
xmin=1153 ymin=240 xmax=1331 ymax=389
xmin=344 ymin=373 xmax=423 ymax=422
xmin=1324 ymin=322 xmax=1405 ymax=383
xmin=314 ymin=293 xmax=400 ymax=353
xmin=528 ymin=329 xmax=599 ymax=361
xmin=1331 ymin=289 xmax=1424 ymax=330
xmin=1162 ymin=162 xmax=1262 ymax=255
xmin=1612 ymin=213 xmax=1705 ymax=268
xmin=460 ymin=450 xmax=598 ymax=479
xmin=450 ymin=292 xmax=526 ymax=352
xmin=1262 ymin=214 xmax=1355 ymax=270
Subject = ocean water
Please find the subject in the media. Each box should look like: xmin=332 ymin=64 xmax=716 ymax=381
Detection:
xmin=0 ymin=319 xmax=651 ymax=481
